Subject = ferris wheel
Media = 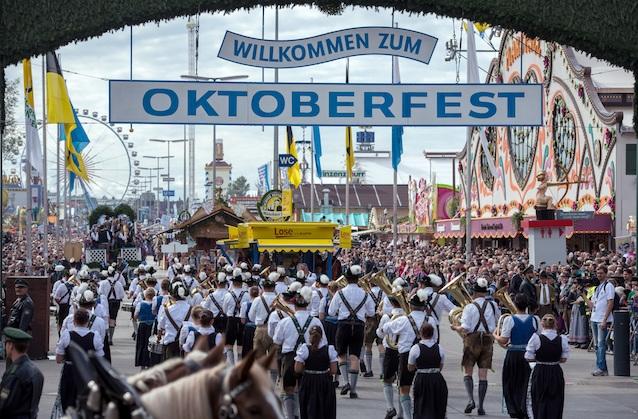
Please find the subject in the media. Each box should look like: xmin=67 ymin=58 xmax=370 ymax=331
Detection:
xmin=37 ymin=109 xmax=135 ymax=206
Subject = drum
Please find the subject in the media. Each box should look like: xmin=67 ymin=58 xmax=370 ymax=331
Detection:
xmin=121 ymin=302 xmax=134 ymax=312
xmin=148 ymin=339 xmax=164 ymax=355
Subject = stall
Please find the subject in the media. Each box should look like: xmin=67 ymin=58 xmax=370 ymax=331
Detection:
xmin=219 ymin=222 xmax=341 ymax=277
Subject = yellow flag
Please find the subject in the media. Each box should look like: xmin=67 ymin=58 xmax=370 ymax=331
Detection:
xmin=340 ymin=225 xmax=352 ymax=249
xmin=345 ymin=126 xmax=355 ymax=180
xmin=45 ymin=52 xmax=74 ymax=124
xmin=286 ymin=126 xmax=302 ymax=188
xmin=282 ymin=189 xmax=293 ymax=216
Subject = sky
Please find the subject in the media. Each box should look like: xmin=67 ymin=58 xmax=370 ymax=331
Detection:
xmin=4 ymin=5 xmax=500 ymax=202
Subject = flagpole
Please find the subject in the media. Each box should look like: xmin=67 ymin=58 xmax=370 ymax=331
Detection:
xmin=272 ymin=5 xmax=279 ymax=190
xmin=310 ymin=78 xmax=315 ymax=220
xmin=465 ymin=127 xmax=472 ymax=262
xmin=56 ymin=123 xmax=61 ymax=253
xmin=41 ymin=55 xmax=49 ymax=261
xmin=391 ymin=16 xmax=398 ymax=253
xmin=24 ymin=63 xmax=34 ymax=275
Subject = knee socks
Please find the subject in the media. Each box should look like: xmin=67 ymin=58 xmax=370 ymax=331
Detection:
xmin=282 ymin=394 xmax=295 ymax=419
xmin=383 ymin=383 xmax=395 ymax=411
xmin=364 ymin=350 xmax=373 ymax=373
xmin=478 ymin=380 xmax=488 ymax=410
xmin=339 ymin=362 xmax=350 ymax=385
xmin=464 ymin=376 xmax=474 ymax=403
xmin=400 ymin=394 xmax=413 ymax=419
xmin=349 ymin=370 xmax=359 ymax=393
xmin=378 ymin=351 xmax=385 ymax=375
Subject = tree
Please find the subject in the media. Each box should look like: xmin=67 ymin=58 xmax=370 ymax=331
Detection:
xmin=114 ymin=203 xmax=136 ymax=221
xmin=2 ymin=78 xmax=24 ymax=165
xmin=227 ymin=176 xmax=250 ymax=197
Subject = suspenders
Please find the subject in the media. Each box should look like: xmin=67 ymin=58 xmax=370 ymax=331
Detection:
xmin=472 ymin=300 xmax=495 ymax=333
xmin=338 ymin=290 xmax=367 ymax=322
xmin=290 ymin=315 xmax=314 ymax=351
xmin=231 ymin=291 xmax=247 ymax=316
xmin=427 ymin=294 xmax=440 ymax=320
xmin=259 ymin=296 xmax=272 ymax=325
xmin=209 ymin=294 xmax=225 ymax=317
xmin=107 ymin=279 xmax=117 ymax=300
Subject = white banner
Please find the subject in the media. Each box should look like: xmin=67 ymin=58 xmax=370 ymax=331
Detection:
xmin=218 ymin=27 xmax=438 ymax=68
xmin=109 ymin=80 xmax=543 ymax=127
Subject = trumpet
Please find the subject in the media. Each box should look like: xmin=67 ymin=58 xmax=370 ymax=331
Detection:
xmin=438 ymin=273 xmax=471 ymax=329
xmin=270 ymin=294 xmax=295 ymax=317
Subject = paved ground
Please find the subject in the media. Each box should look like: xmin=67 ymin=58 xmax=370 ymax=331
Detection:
xmin=4 ymin=308 xmax=637 ymax=418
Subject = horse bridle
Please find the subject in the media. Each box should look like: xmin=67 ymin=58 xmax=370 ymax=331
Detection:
xmin=218 ymin=368 xmax=253 ymax=419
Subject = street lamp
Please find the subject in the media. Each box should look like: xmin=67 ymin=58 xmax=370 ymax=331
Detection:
xmin=143 ymin=155 xmax=173 ymax=219
xmin=180 ymin=73 xmax=249 ymax=203
xmin=149 ymin=138 xmax=187 ymax=212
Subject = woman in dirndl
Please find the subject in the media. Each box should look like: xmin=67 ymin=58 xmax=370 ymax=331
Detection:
xmin=408 ymin=321 xmax=447 ymax=419
xmin=525 ymin=314 xmax=569 ymax=419
xmin=494 ymin=293 xmax=539 ymax=418
xmin=566 ymin=280 xmax=589 ymax=348
xmin=134 ymin=288 xmax=156 ymax=368
xmin=294 ymin=325 xmax=338 ymax=419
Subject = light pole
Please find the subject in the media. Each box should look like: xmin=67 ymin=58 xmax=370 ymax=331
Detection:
xmin=142 ymin=156 xmax=172 ymax=219
xmin=180 ymin=73 xmax=248 ymax=202
xmin=138 ymin=167 xmax=162 ymax=221
xmin=150 ymin=138 xmax=187 ymax=212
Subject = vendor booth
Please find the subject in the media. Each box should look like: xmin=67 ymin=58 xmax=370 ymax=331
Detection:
xmin=220 ymin=222 xmax=341 ymax=277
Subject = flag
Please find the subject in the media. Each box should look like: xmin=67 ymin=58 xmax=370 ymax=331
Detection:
xmin=286 ymin=126 xmax=302 ymax=188
xmin=391 ymin=55 xmax=403 ymax=170
xmin=312 ymin=126 xmax=323 ymax=177
xmin=22 ymin=59 xmax=44 ymax=177
xmin=345 ymin=59 xmax=355 ymax=180
xmin=258 ymin=163 xmax=270 ymax=193
xmin=46 ymin=52 xmax=90 ymax=185
xmin=466 ymin=21 xmax=499 ymax=179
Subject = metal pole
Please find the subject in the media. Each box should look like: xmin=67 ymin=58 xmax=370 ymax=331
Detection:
xmin=41 ymin=55 xmax=48 ymax=261
xmin=272 ymin=5 xmax=279 ymax=189
xmin=310 ymin=131 xmax=315 ymax=219
xmin=63 ymin=149 xmax=68 ymax=243
xmin=213 ymin=124 xmax=217 ymax=202
xmin=183 ymin=125 xmax=187 ymax=211
xmin=345 ymin=167 xmax=350 ymax=225
xmin=156 ymin=158 xmax=160 ymax=219
xmin=465 ymin=127 xmax=473 ymax=262
xmin=167 ymin=143 xmax=171 ymax=213
xmin=25 ymin=69 xmax=33 ymax=274
xmin=392 ymin=169 xmax=398 ymax=252
xmin=56 ymin=121 xmax=60 ymax=254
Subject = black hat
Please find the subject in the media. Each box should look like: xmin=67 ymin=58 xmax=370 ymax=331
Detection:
xmin=3 ymin=327 xmax=32 ymax=342
xmin=345 ymin=265 xmax=363 ymax=282
xmin=473 ymin=277 xmax=489 ymax=293
xmin=409 ymin=289 xmax=430 ymax=308
xmin=14 ymin=278 xmax=29 ymax=288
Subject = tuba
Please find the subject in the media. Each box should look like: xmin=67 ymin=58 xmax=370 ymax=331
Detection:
xmin=335 ymin=272 xmax=372 ymax=292
xmin=438 ymin=273 xmax=471 ymax=328
xmin=270 ymin=294 xmax=295 ymax=317
xmin=68 ymin=275 xmax=80 ymax=287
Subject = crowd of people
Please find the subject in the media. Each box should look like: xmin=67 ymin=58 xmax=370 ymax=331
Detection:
xmin=2 ymin=239 xmax=638 ymax=419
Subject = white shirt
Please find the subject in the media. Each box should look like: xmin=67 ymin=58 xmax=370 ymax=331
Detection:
xmin=189 ymin=289 xmax=204 ymax=307
xmin=52 ymin=279 xmax=64 ymax=297
xmin=182 ymin=325 xmax=222 ymax=353
xmin=376 ymin=308 xmax=404 ymax=349
xmin=539 ymin=284 xmax=552 ymax=305
xmin=60 ymin=310 xmax=107 ymax=342
xmin=182 ymin=275 xmax=198 ymax=291
xmin=201 ymin=288 xmax=228 ymax=317
xmin=525 ymin=330 xmax=570 ymax=361
xmin=273 ymin=310 xmax=326 ymax=354
xmin=248 ymin=292 xmax=277 ymax=326
xmin=158 ymin=300 xmax=191 ymax=344
xmin=128 ymin=277 xmax=139 ymax=294
xmin=275 ymin=282 xmax=288 ymax=295
xmin=426 ymin=291 xmax=457 ymax=322
xmin=460 ymin=297 xmax=500 ymax=333
xmin=56 ymin=326 xmax=104 ymax=357
xmin=382 ymin=311 xmax=438 ymax=353
xmin=500 ymin=314 xmax=540 ymax=338
xmin=294 ymin=343 xmax=338 ymax=364
xmin=328 ymin=284 xmax=375 ymax=322
xmin=54 ymin=281 xmax=75 ymax=304
xmin=305 ymin=272 xmax=317 ymax=286
xmin=268 ymin=305 xmax=292 ymax=337
xmin=407 ymin=338 xmax=445 ymax=366
xmin=591 ymin=281 xmax=615 ymax=323
xmin=310 ymin=288 xmax=328 ymax=317
xmin=98 ymin=278 xmax=125 ymax=300
xmin=223 ymin=287 xmax=250 ymax=317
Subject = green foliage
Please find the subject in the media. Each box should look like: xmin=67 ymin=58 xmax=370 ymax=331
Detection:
xmin=511 ymin=211 xmax=525 ymax=230
xmin=227 ymin=176 xmax=250 ymax=197
xmin=88 ymin=205 xmax=114 ymax=226
xmin=114 ymin=203 xmax=136 ymax=221
xmin=2 ymin=78 xmax=24 ymax=164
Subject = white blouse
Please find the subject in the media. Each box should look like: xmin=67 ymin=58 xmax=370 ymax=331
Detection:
xmin=407 ymin=339 xmax=445 ymax=366
xmin=294 ymin=343 xmax=338 ymax=364
xmin=525 ymin=330 xmax=570 ymax=361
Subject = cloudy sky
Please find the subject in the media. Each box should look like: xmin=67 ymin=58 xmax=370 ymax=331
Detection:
xmin=5 ymin=5 xmax=500 ymax=202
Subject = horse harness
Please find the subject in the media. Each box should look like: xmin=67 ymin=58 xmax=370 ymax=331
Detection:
xmin=218 ymin=367 xmax=256 ymax=419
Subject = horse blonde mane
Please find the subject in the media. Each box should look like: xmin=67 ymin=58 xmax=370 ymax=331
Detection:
xmin=140 ymin=364 xmax=225 ymax=419
xmin=127 ymin=353 xmax=197 ymax=392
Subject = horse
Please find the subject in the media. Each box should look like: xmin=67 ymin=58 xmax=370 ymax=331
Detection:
xmin=140 ymin=350 xmax=284 ymax=419
xmin=128 ymin=340 xmax=225 ymax=393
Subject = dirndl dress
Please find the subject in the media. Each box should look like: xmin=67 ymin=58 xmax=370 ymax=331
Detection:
xmin=529 ymin=335 xmax=565 ymax=419
xmin=298 ymin=345 xmax=336 ymax=419
xmin=412 ymin=343 xmax=447 ymax=419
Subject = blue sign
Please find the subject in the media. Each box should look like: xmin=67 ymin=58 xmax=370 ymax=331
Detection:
xmin=217 ymin=27 xmax=438 ymax=68
xmin=109 ymin=81 xmax=544 ymax=127
xmin=356 ymin=131 xmax=375 ymax=143
xmin=278 ymin=154 xmax=298 ymax=167
xmin=162 ymin=190 xmax=175 ymax=197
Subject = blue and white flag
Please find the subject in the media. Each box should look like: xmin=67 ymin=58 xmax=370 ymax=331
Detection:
xmin=258 ymin=163 xmax=270 ymax=194
xmin=312 ymin=126 xmax=323 ymax=177
xmin=391 ymin=54 xmax=403 ymax=171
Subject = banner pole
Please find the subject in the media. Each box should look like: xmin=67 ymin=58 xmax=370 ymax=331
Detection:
xmin=272 ymin=5 xmax=279 ymax=190
xmin=41 ymin=55 xmax=49 ymax=261
xmin=24 ymin=64 xmax=33 ymax=274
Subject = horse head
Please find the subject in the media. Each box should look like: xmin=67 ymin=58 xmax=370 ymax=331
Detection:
xmin=212 ymin=350 xmax=284 ymax=419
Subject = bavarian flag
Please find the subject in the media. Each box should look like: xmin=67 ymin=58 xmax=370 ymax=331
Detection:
xmin=286 ymin=126 xmax=302 ymax=188
xmin=46 ymin=52 xmax=89 ymax=183
xmin=345 ymin=59 xmax=355 ymax=180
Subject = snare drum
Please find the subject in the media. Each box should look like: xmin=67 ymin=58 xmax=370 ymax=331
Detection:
xmin=121 ymin=302 xmax=134 ymax=312
xmin=148 ymin=339 xmax=163 ymax=355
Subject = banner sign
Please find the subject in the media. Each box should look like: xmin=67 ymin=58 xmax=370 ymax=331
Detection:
xmin=109 ymin=80 xmax=543 ymax=127
xmin=217 ymin=27 xmax=438 ymax=68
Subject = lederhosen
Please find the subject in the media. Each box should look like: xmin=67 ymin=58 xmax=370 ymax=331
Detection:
xmin=253 ymin=296 xmax=274 ymax=357
xmin=462 ymin=300 xmax=496 ymax=369
xmin=163 ymin=306 xmax=191 ymax=360
xmin=335 ymin=290 xmax=368 ymax=357
xmin=209 ymin=293 xmax=227 ymax=333
xmin=281 ymin=315 xmax=314 ymax=388
xmin=226 ymin=290 xmax=247 ymax=345
xmin=57 ymin=283 xmax=74 ymax=328
xmin=382 ymin=315 xmax=401 ymax=384
xmin=426 ymin=293 xmax=441 ymax=344
xmin=364 ymin=289 xmax=384 ymax=345
xmin=106 ymin=279 xmax=121 ymax=322
xmin=398 ymin=314 xmax=423 ymax=387
xmin=60 ymin=331 xmax=95 ymax=411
